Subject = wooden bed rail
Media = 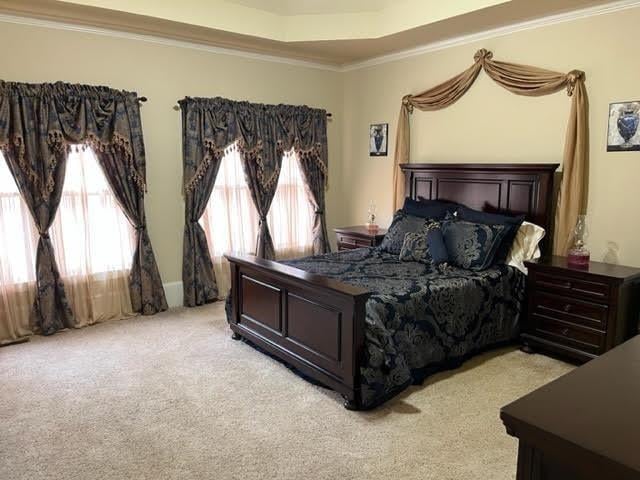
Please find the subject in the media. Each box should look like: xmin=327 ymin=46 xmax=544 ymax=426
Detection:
xmin=225 ymin=254 xmax=370 ymax=409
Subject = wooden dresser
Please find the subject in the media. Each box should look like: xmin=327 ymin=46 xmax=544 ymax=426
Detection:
xmin=502 ymin=335 xmax=640 ymax=480
xmin=334 ymin=226 xmax=387 ymax=251
xmin=522 ymin=256 xmax=640 ymax=363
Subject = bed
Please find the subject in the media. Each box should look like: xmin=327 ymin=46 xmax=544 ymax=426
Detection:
xmin=225 ymin=163 xmax=559 ymax=409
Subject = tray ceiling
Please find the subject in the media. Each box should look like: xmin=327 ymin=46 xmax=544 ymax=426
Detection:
xmin=44 ymin=0 xmax=513 ymax=41
xmin=226 ymin=0 xmax=395 ymax=16
xmin=0 ymin=0 xmax=625 ymax=66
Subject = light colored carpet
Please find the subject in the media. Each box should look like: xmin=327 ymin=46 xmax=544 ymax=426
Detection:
xmin=0 ymin=303 xmax=573 ymax=480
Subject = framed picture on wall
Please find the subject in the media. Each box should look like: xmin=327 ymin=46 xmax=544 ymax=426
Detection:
xmin=369 ymin=123 xmax=388 ymax=156
xmin=607 ymin=101 xmax=640 ymax=152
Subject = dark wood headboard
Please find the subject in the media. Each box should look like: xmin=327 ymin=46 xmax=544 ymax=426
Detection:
xmin=401 ymin=163 xmax=559 ymax=250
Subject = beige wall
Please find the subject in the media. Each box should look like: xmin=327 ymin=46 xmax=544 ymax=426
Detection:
xmin=2 ymin=5 xmax=640 ymax=291
xmin=342 ymin=7 xmax=640 ymax=267
xmin=0 ymin=22 xmax=344 ymax=287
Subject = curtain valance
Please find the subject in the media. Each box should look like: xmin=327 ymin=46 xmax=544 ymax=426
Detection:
xmin=0 ymin=81 xmax=147 ymax=198
xmin=180 ymin=96 xmax=330 ymax=307
xmin=179 ymin=97 xmax=328 ymax=193
xmin=392 ymin=49 xmax=589 ymax=255
xmin=273 ymin=103 xmax=328 ymax=172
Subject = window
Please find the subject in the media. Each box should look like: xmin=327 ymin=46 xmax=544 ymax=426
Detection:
xmin=0 ymin=147 xmax=136 ymax=339
xmin=199 ymin=145 xmax=314 ymax=297
xmin=51 ymin=147 xmax=135 ymax=277
xmin=0 ymin=148 xmax=135 ymax=284
xmin=200 ymin=147 xmax=259 ymax=260
xmin=0 ymin=154 xmax=38 ymax=287
xmin=269 ymin=149 xmax=315 ymax=260
xmin=0 ymin=152 xmax=39 ymax=343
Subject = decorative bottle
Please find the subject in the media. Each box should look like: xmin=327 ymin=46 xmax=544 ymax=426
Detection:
xmin=366 ymin=201 xmax=378 ymax=232
xmin=567 ymin=214 xmax=590 ymax=269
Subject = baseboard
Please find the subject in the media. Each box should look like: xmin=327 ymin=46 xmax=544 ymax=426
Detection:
xmin=163 ymin=281 xmax=183 ymax=309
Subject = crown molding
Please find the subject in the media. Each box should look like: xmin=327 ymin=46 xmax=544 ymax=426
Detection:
xmin=0 ymin=12 xmax=342 ymax=72
xmin=341 ymin=0 xmax=640 ymax=71
xmin=0 ymin=0 xmax=638 ymax=73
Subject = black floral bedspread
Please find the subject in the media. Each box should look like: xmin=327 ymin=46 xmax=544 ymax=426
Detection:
xmin=282 ymin=247 xmax=526 ymax=409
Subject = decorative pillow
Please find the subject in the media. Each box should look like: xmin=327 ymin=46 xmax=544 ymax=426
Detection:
xmin=506 ymin=221 xmax=546 ymax=274
xmin=398 ymin=224 xmax=449 ymax=265
xmin=402 ymin=197 xmax=460 ymax=220
xmin=456 ymin=205 xmax=525 ymax=264
xmin=441 ymin=219 xmax=508 ymax=270
xmin=379 ymin=210 xmax=432 ymax=255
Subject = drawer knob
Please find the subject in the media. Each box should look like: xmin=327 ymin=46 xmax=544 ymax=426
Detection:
xmin=563 ymin=304 xmax=572 ymax=313
xmin=564 ymin=281 xmax=572 ymax=289
xmin=561 ymin=327 xmax=570 ymax=336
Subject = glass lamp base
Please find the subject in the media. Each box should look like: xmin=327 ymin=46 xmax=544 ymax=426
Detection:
xmin=567 ymin=248 xmax=590 ymax=269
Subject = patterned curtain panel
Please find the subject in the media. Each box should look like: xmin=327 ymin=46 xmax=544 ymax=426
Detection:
xmin=180 ymin=103 xmax=224 ymax=307
xmin=179 ymin=97 xmax=329 ymax=307
xmin=0 ymin=81 xmax=167 ymax=335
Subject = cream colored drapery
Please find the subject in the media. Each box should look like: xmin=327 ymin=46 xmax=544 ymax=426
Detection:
xmin=0 ymin=147 xmax=136 ymax=346
xmin=392 ymin=49 xmax=589 ymax=255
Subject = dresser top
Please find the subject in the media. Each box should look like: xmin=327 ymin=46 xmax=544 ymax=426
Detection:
xmin=334 ymin=225 xmax=387 ymax=238
xmin=501 ymin=335 xmax=640 ymax=476
xmin=527 ymin=255 xmax=640 ymax=280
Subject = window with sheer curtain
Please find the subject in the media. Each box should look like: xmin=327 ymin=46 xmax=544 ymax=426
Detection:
xmin=199 ymin=147 xmax=314 ymax=298
xmin=0 ymin=147 xmax=136 ymax=344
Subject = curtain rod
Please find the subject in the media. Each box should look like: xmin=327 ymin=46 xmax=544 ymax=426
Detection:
xmin=169 ymin=103 xmax=332 ymax=117
xmin=141 ymin=97 xmax=331 ymax=117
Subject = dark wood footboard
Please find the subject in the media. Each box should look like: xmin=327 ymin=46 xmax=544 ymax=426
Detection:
xmin=225 ymin=254 xmax=370 ymax=408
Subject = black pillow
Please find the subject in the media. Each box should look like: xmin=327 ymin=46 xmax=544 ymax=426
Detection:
xmin=441 ymin=219 xmax=509 ymax=271
xmin=379 ymin=210 xmax=432 ymax=255
xmin=402 ymin=197 xmax=460 ymax=220
xmin=456 ymin=205 xmax=525 ymax=263
xmin=398 ymin=223 xmax=449 ymax=266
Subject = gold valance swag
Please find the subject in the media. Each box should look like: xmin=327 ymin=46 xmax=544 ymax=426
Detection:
xmin=392 ymin=49 xmax=588 ymax=255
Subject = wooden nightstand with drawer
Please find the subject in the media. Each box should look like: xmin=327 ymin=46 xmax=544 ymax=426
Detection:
xmin=334 ymin=226 xmax=387 ymax=251
xmin=522 ymin=256 xmax=640 ymax=363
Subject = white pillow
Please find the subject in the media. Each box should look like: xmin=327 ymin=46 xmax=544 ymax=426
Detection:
xmin=506 ymin=221 xmax=546 ymax=274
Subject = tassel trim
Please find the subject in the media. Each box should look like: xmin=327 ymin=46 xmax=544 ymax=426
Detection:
xmin=183 ymin=138 xmax=267 ymax=193
xmin=84 ymin=132 xmax=147 ymax=193
xmin=279 ymin=138 xmax=328 ymax=189
xmin=184 ymin=137 xmax=328 ymax=193
xmin=1 ymin=131 xmax=147 ymax=200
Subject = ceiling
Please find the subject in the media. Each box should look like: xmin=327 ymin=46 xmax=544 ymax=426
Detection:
xmin=0 ymin=0 xmax=625 ymax=67
xmin=29 ymin=0 xmax=514 ymax=41
xmin=226 ymin=0 xmax=395 ymax=16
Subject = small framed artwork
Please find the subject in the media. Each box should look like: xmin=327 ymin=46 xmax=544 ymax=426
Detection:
xmin=369 ymin=123 xmax=388 ymax=156
xmin=607 ymin=101 xmax=640 ymax=152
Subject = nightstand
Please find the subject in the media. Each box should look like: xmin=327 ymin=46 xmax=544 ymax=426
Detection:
xmin=522 ymin=256 xmax=640 ymax=363
xmin=334 ymin=225 xmax=387 ymax=251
